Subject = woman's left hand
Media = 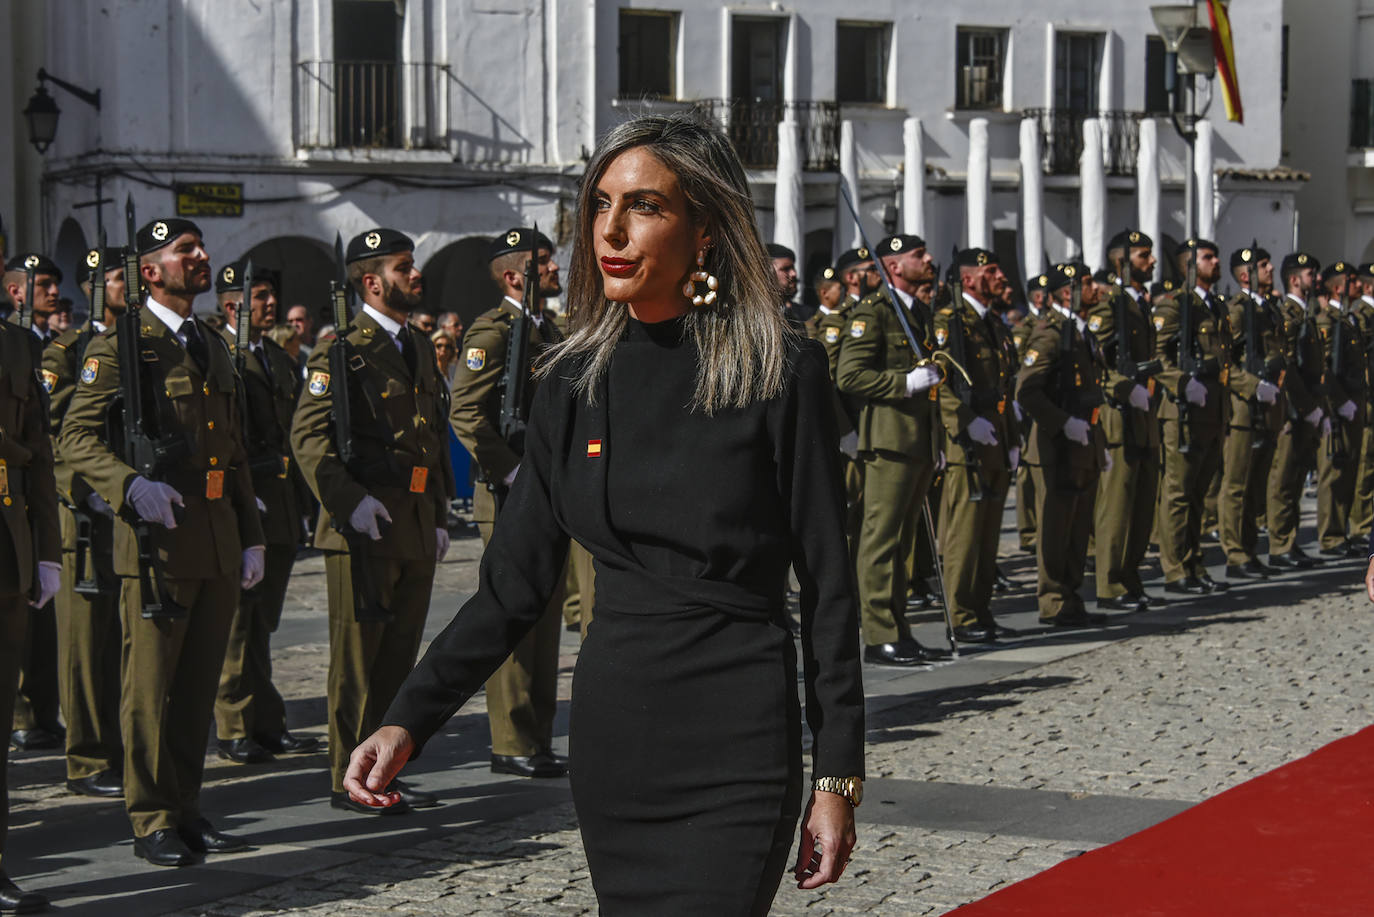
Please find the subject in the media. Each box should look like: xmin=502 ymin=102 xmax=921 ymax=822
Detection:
xmin=793 ymin=790 xmax=857 ymax=889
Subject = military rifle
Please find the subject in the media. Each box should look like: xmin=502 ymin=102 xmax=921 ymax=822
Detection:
xmin=496 ymin=226 xmax=539 ymax=481
xmin=328 ymin=233 xmax=390 ymax=622
xmin=1241 ymin=247 xmax=1272 ymax=450
xmin=69 ymin=240 xmax=107 ymax=596
xmin=114 ymin=196 xmax=190 ymax=618
xmin=942 ymin=248 xmax=991 ymax=506
xmin=1176 ymin=250 xmax=1200 ymax=454
xmin=233 ymin=260 xmax=255 ymax=433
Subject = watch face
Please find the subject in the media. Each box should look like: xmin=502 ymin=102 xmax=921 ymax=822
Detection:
xmin=848 ymin=777 xmax=864 ymax=807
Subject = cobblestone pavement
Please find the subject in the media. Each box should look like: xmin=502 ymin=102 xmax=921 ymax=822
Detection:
xmin=10 ymin=509 xmax=1374 ymax=916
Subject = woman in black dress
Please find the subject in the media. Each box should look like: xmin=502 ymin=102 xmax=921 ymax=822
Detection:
xmin=344 ymin=111 xmax=865 ymax=915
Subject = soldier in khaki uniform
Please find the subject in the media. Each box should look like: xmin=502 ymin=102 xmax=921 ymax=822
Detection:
xmin=0 ymin=298 xmax=62 ymax=911
xmin=59 ymin=218 xmax=266 ymax=865
xmin=810 ymin=260 xmax=867 ymax=552
xmin=934 ymin=249 xmax=1018 ymax=642
xmin=803 ymin=265 xmax=844 ymax=345
xmin=45 ymin=248 xmax=126 ymax=798
xmin=1313 ymin=261 xmax=1367 ymax=557
xmin=449 ymin=228 xmax=571 ymax=778
xmin=1016 ymin=264 xmax=1108 ymax=626
xmin=1345 ymin=264 xmax=1374 ymax=544
xmin=1090 ymin=232 xmax=1160 ymax=610
xmin=212 ymin=262 xmax=319 ymax=763
xmin=1012 ymin=274 xmax=1049 ymax=553
xmin=1267 ymin=253 xmax=1325 ymax=569
xmin=835 ymin=234 xmax=945 ymax=666
xmin=291 ymin=228 xmax=450 ymax=814
xmin=1219 ymin=247 xmax=1286 ymax=579
xmin=1153 ymin=239 xmax=1233 ymax=594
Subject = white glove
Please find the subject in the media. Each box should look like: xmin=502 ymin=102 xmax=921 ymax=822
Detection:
xmin=1008 ymin=447 xmax=1020 ymax=472
xmin=1321 ymin=417 xmax=1333 ymax=437
xmin=1103 ymin=450 xmax=1114 ymax=473
xmin=1339 ymin=400 xmax=1357 ymax=422
xmin=30 ymin=561 xmax=60 ymax=608
xmin=838 ymin=430 xmax=859 ymax=459
xmin=503 ymin=465 xmax=520 ymax=487
xmin=967 ymin=416 xmax=999 ymax=446
xmin=1255 ymin=380 xmax=1279 ymax=405
xmin=1012 ymin=400 xmax=1024 ymax=422
xmin=86 ymin=492 xmax=113 ymax=517
xmin=1128 ymin=385 xmax=1151 ymax=412
xmin=435 ymin=527 xmax=450 ymax=563
xmin=240 ymin=545 xmax=265 ymax=590
xmin=1184 ymin=377 xmax=1208 ymax=407
xmin=936 ymin=450 xmax=946 ymax=472
xmin=1305 ymin=407 xmax=1324 ymax=428
xmin=126 ymin=476 xmax=184 ymax=528
xmin=349 ymin=495 xmax=392 ymax=541
xmin=1062 ymin=416 xmax=1091 ymax=445
xmin=255 ymin=496 xmax=267 ymax=514
xmin=905 ymin=365 xmax=941 ymax=396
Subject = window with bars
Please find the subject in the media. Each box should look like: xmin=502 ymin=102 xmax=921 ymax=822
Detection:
xmin=1054 ymin=32 xmax=1102 ymax=113
xmin=619 ymin=10 xmax=678 ymax=100
xmin=836 ymin=21 xmax=891 ymax=104
xmin=955 ymin=27 xmax=1007 ymax=110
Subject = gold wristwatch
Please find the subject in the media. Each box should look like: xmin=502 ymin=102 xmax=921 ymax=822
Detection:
xmin=813 ymin=776 xmax=863 ymax=807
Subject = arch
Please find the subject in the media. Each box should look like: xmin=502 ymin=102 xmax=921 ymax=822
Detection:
xmin=420 ymin=236 xmax=501 ymax=329
xmin=52 ymin=217 xmax=89 ymax=316
xmin=237 ymin=235 xmax=335 ymax=328
xmin=801 ymin=227 xmax=834 ymax=310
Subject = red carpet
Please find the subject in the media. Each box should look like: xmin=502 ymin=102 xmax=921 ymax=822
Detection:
xmin=954 ymin=725 xmax=1374 ymax=916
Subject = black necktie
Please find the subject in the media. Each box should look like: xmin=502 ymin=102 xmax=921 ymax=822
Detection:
xmin=397 ymin=325 xmax=417 ymax=376
xmin=254 ymin=345 xmax=274 ymax=386
xmin=181 ymin=320 xmax=209 ymax=374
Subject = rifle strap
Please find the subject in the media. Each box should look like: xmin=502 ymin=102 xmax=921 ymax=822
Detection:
xmin=344 ymin=350 xmax=397 ymax=442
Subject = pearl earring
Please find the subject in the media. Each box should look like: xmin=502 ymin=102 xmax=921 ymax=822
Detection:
xmin=681 ymin=249 xmax=719 ymax=307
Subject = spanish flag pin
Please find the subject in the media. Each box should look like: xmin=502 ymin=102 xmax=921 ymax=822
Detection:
xmin=587 ymin=439 xmax=603 ymax=458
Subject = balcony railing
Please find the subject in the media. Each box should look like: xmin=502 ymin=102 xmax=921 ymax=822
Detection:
xmin=690 ymin=99 xmax=840 ymax=171
xmin=296 ymin=60 xmax=451 ymax=150
xmin=1353 ymin=79 xmax=1374 ymax=148
xmin=1023 ymin=109 xmax=1144 ymax=176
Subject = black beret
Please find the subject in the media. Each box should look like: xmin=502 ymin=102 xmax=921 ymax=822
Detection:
xmin=835 ymin=247 xmax=872 ymax=273
xmin=876 ymin=234 xmax=926 ymax=256
xmin=1175 ymin=238 xmax=1218 ymax=257
xmin=1321 ymin=261 xmax=1353 ymax=283
xmin=955 ymin=248 xmax=998 ymax=268
xmin=1230 ymin=246 xmax=1272 ymax=270
xmin=1280 ymin=252 xmax=1315 ymax=275
xmin=765 ymin=243 xmax=795 ymax=261
xmin=1093 ymin=268 xmax=1118 ymax=285
xmin=487 ymin=227 xmax=553 ymax=262
xmin=1026 ymin=273 xmax=1050 ymax=293
xmin=347 ymin=228 xmax=415 ymax=265
xmin=814 ymin=265 xmax=839 ymax=284
xmin=136 ymin=218 xmax=202 ymax=256
xmin=1107 ymin=228 xmax=1153 ymax=252
xmin=5 ymin=252 xmax=63 ymax=283
xmin=1357 ymin=263 xmax=1374 ymax=279
xmin=1046 ymin=262 xmax=1088 ymax=293
xmin=76 ymin=247 xmax=124 ymax=285
xmin=215 ymin=260 xmax=281 ymax=294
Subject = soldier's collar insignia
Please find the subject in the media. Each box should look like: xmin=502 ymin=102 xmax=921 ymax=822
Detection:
xmin=151 ymin=222 xmax=169 ymax=242
xmin=365 ymin=231 xmax=382 ymax=250
xmin=307 ymin=370 xmax=330 ymax=396
xmin=466 ymin=347 xmax=486 ymax=370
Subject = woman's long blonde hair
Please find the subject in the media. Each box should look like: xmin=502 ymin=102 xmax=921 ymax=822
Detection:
xmin=539 ymin=111 xmax=795 ymax=414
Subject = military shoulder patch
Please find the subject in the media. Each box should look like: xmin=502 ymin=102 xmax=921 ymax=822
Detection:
xmin=935 ymin=328 xmax=948 ymax=345
xmin=308 ymin=371 xmax=330 ymax=397
xmin=824 ymin=327 xmax=839 ymax=344
xmin=848 ymin=320 xmax=866 ymax=338
xmin=466 ymin=347 xmax=487 ymax=370
xmin=40 ymin=369 xmax=57 ymax=394
xmin=1023 ymin=349 xmax=1039 ymax=367
xmin=1088 ymin=316 xmax=1103 ymax=332
xmin=79 ymin=358 xmax=99 ymax=385
xmin=1153 ymin=316 xmax=1166 ymax=331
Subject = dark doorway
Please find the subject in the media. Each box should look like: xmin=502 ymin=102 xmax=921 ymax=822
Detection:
xmin=333 ymin=0 xmax=402 ymax=147
xmin=238 ymin=236 xmax=335 ymax=330
xmin=421 ymin=237 xmax=503 ymax=331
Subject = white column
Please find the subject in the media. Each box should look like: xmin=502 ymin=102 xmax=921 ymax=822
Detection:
xmin=1019 ymin=117 xmax=1044 ymax=277
xmin=1080 ymin=118 xmax=1106 ymax=272
xmin=967 ymin=117 xmax=990 ymax=249
xmin=1195 ymin=120 xmax=1216 ymax=240
xmin=774 ymin=118 xmax=804 ymax=263
xmin=838 ymin=119 xmax=861 ymax=252
xmin=1137 ymin=118 xmax=1162 ymax=282
xmin=903 ymin=117 xmax=926 ymax=237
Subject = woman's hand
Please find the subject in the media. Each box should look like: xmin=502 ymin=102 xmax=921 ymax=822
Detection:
xmin=793 ymin=790 xmax=857 ymax=889
xmin=343 ymin=725 xmax=415 ymax=808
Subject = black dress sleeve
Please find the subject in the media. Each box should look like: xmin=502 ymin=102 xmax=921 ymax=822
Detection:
xmin=382 ymin=375 xmax=572 ymax=756
xmin=773 ymin=340 xmax=866 ymax=778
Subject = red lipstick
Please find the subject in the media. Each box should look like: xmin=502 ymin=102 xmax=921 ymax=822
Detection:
xmin=600 ymin=257 xmax=636 ymax=277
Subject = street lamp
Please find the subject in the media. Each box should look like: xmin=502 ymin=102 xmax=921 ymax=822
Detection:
xmin=1151 ymin=4 xmax=1216 ymax=246
xmin=24 ymin=68 xmax=101 ymax=154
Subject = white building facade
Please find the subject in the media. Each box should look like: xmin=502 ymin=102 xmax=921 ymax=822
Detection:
xmin=9 ymin=0 xmax=1307 ymax=323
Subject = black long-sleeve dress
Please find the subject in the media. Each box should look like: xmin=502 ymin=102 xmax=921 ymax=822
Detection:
xmin=384 ymin=315 xmax=865 ymax=915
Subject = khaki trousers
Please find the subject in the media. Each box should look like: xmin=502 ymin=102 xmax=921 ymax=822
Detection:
xmin=56 ymin=554 xmax=122 ymax=781
xmin=1220 ymin=424 xmax=1277 ymax=566
xmin=1094 ymin=441 xmax=1160 ymax=599
xmin=1267 ymin=420 xmax=1318 ymax=555
xmin=940 ymin=463 xmax=1011 ymax=629
xmin=1157 ymin=422 xmax=1223 ymax=582
xmin=855 ymin=450 xmax=933 ymax=646
xmin=1033 ymin=466 xmax=1097 ymax=620
xmin=215 ymin=544 xmax=295 ymax=741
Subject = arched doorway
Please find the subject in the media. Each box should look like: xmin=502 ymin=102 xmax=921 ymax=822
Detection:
xmin=421 ymin=236 xmax=501 ymax=329
xmin=52 ymin=217 xmax=89 ymax=316
xmin=239 ymin=236 xmax=335 ymax=330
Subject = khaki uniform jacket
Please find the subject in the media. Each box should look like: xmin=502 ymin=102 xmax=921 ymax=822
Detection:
xmin=58 ymin=313 xmax=263 ymax=580
xmin=449 ymin=300 xmax=562 ymax=485
xmin=932 ymin=297 xmax=1015 ymax=472
xmin=291 ymin=311 xmax=449 ymax=560
xmin=44 ymin=324 xmax=111 ymax=553
xmin=1316 ymin=302 xmax=1367 ymax=415
xmin=1151 ymin=289 xmax=1233 ymax=431
xmin=1351 ymin=298 xmax=1374 ymax=405
xmin=1225 ymin=292 xmax=1287 ymax=434
xmin=1087 ymin=286 xmax=1160 ymax=451
xmin=1015 ymin=310 xmax=1108 ymax=484
xmin=0 ymin=321 xmax=61 ymax=592
xmin=1277 ymin=294 xmax=1324 ymax=420
xmin=808 ymin=301 xmax=853 ymax=374
xmin=221 ymin=328 xmax=309 ymax=548
xmin=835 ymin=290 xmax=936 ymax=458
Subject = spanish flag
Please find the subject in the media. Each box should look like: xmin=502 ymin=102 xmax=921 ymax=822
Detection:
xmin=1206 ymin=0 xmax=1243 ymax=123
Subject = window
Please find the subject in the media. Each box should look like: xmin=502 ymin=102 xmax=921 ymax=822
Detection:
xmin=955 ymin=28 xmax=1007 ymax=110
xmin=333 ymin=0 xmax=401 ymax=147
xmin=619 ymin=10 xmax=678 ymax=100
xmin=1144 ymin=36 xmax=1171 ymax=114
xmin=836 ymin=22 xmax=890 ymax=104
xmin=732 ymin=17 xmax=785 ymax=102
xmin=1054 ymin=32 xmax=1102 ymax=112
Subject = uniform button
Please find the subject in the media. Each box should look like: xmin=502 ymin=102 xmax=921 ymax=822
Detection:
xmin=209 ymin=457 xmax=219 ymax=467
xmin=381 ymin=391 xmax=390 ymax=399
xmin=203 ymin=383 xmax=210 ymax=395
xmin=164 ymin=388 xmax=172 ymax=397
xmin=414 ymin=386 xmax=420 ymax=394
xmin=207 ymin=420 xmax=215 ymax=430
xmin=2 ymin=497 xmax=10 ymax=507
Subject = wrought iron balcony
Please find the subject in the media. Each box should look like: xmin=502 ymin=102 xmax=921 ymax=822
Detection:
xmin=1022 ymin=109 xmax=1144 ymax=177
xmin=296 ymin=60 xmax=451 ymax=150
xmin=1353 ymin=79 xmax=1374 ymax=148
xmin=690 ymin=99 xmax=840 ymax=171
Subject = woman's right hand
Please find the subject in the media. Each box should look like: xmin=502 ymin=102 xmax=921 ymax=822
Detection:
xmin=343 ymin=725 xmax=415 ymax=807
